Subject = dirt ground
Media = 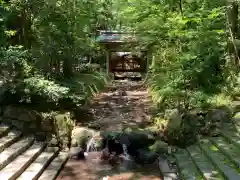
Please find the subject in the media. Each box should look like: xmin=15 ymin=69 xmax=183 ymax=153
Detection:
xmin=57 ymin=80 xmax=162 ymax=180
xmin=84 ymin=80 xmax=155 ymax=131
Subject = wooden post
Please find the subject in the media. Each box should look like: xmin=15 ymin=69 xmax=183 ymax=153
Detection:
xmin=106 ymin=50 xmax=110 ymax=75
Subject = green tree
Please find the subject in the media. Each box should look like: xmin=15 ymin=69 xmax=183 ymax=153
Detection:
xmin=117 ymin=0 xmax=227 ymax=109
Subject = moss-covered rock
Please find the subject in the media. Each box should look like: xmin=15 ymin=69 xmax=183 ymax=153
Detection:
xmin=149 ymin=140 xmax=169 ymax=154
xmin=135 ymin=148 xmax=159 ymax=164
xmin=164 ymin=108 xmax=182 ymax=131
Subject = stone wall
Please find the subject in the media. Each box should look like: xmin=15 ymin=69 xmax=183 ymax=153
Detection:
xmin=0 ymin=106 xmax=62 ymax=142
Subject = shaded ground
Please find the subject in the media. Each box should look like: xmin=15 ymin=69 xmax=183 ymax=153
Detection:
xmin=84 ymin=80 xmax=155 ymax=131
xmin=57 ymin=152 xmax=161 ymax=180
xmin=57 ymin=80 xmax=162 ymax=180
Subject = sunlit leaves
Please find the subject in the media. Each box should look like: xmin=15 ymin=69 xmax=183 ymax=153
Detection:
xmin=118 ymin=0 xmax=227 ymax=109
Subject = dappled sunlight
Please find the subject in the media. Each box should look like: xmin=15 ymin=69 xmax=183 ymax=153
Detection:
xmin=1 ymin=0 xmax=240 ymax=179
xmin=82 ymin=80 xmax=155 ymax=131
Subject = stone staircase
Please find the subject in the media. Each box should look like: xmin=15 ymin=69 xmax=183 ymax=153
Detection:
xmin=172 ymin=123 xmax=240 ymax=180
xmin=0 ymin=123 xmax=68 ymax=180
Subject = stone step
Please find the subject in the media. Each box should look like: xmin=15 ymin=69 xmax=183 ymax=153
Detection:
xmin=187 ymin=145 xmax=223 ymax=180
xmin=198 ymin=139 xmax=240 ymax=180
xmin=158 ymin=156 xmax=178 ymax=180
xmin=0 ymin=142 xmax=47 ymax=180
xmin=223 ymin=124 xmax=240 ymax=133
xmin=0 ymin=124 xmax=11 ymax=138
xmin=210 ymin=137 xmax=240 ymax=169
xmin=236 ymin=123 xmax=240 ymax=130
xmin=0 ymin=130 xmax=22 ymax=153
xmin=0 ymin=136 xmax=34 ymax=170
xmin=38 ymin=151 xmax=68 ymax=180
xmin=221 ymin=132 xmax=240 ymax=149
xmin=17 ymin=147 xmax=59 ymax=180
xmin=174 ymin=148 xmax=202 ymax=179
xmin=163 ymin=173 xmax=178 ymax=180
xmin=232 ymin=100 xmax=240 ymax=110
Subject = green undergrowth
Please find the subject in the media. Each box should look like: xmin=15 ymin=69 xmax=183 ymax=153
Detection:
xmin=0 ymin=71 xmax=109 ymax=111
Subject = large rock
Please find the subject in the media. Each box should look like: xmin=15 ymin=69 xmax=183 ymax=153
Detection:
xmin=164 ymin=108 xmax=182 ymax=130
xmin=69 ymin=147 xmax=85 ymax=159
xmin=199 ymin=107 xmax=233 ymax=137
xmin=209 ymin=108 xmax=231 ymax=122
xmin=149 ymin=140 xmax=169 ymax=154
xmin=205 ymin=108 xmax=233 ymax=129
xmin=71 ymin=127 xmax=97 ymax=148
xmin=135 ymin=148 xmax=159 ymax=164
xmin=117 ymin=132 xmax=156 ymax=149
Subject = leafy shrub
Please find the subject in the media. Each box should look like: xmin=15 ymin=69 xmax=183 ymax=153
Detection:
xmin=22 ymin=76 xmax=70 ymax=104
xmin=146 ymin=3 xmax=227 ymax=111
xmin=0 ymin=46 xmax=32 ymax=81
xmin=0 ymin=46 xmax=109 ymax=110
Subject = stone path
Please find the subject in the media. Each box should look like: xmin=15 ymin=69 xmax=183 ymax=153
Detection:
xmin=57 ymin=80 xmax=167 ymax=180
xmin=83 ymin=80 xmax=155 ymax=131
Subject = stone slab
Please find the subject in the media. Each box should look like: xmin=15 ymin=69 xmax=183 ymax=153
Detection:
xmin=221 ymin=132 xmax=240 ymax=149
xmin=187 ymin=145 xmax=222 ymax=179
xmin=0 ymin=131 xmax=21 ymax=153
xmin=0 ymin=136 xmax=34 ymax=170
xmin=0 ymin=142 xmax=46 ymax=180
xmin=158 ymin=157 xmax=176 ymax=173
xmin=211 ymin=137 xmax=240 ymax=168
xmin=163 ymin=172 xmax=178 ymax=180
xmin=17 ymin=148 xmax=58 ymax=180
xmin=200 ymin=141 xmax=240 ymax=180
xmin=174 ymin=149 xmax=202 ymax=180
xmin=38 ymin=152 xmax=68 ymax=180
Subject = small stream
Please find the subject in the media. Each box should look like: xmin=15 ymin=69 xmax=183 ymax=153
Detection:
xmin=122 ymin=144 xmax=132 ymax=160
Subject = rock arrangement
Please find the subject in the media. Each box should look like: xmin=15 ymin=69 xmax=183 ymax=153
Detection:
xmin=0 ymin=106 xmax=74 ymax=146
xmin=151 ymin=106 xmax=235 ymax=148
xmin=70 ymin=127 xmax=169 ymax=166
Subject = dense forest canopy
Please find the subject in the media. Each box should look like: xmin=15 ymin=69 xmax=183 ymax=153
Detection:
xmin=0 ymin=0 xmax=239 ymax=112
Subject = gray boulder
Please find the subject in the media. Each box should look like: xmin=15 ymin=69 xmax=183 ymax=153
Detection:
xmin=164 ymin=108 xmax=182 ymax=131
xmin=135 ymin=148 xmax=159 ymax=164
xmin=71 ymin=127 xmax=96 ymax=148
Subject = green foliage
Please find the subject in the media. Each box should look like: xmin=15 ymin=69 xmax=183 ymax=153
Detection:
xmin=22 ymin=76 xmax=70 ymax=103
xmin=118 ymin=0 xmax=228 ymax=110
xmin=0 ymin=72 xmax=108 ymax=110
xmin=0 ymin=0 xmax=111 ymax=111
xmin=0 ymin=46 xmax=32 ymax=79
xmin=0 ymin=0 xmax=237 ymax=148
xmin=114 ymin=0 xmax=235 ymax=146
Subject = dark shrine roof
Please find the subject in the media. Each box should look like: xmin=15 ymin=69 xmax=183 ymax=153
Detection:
xmin=96 ymin=30 xmax=137 ymax=43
